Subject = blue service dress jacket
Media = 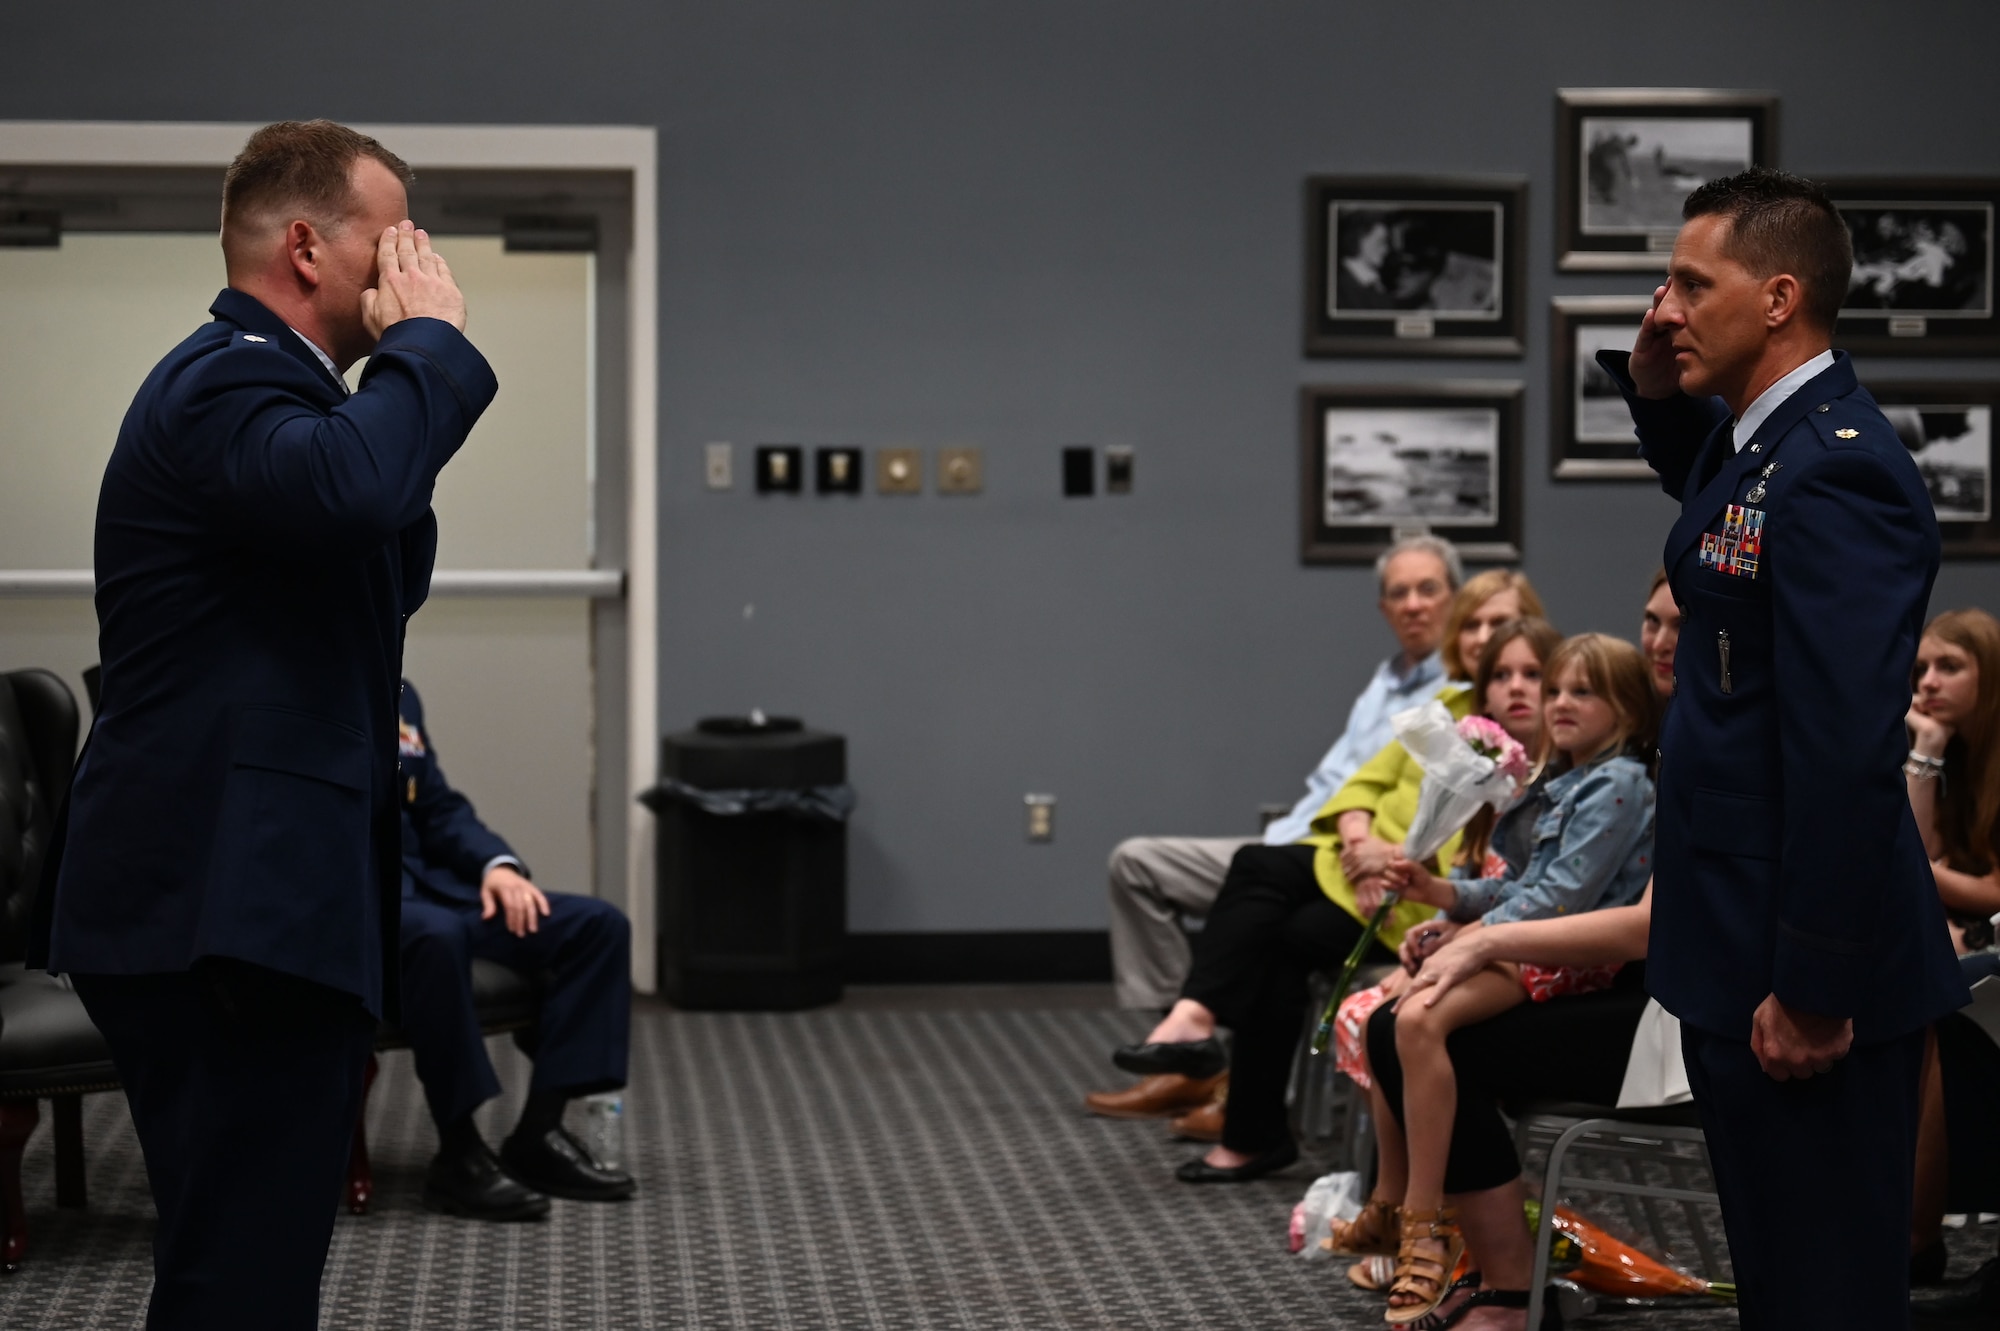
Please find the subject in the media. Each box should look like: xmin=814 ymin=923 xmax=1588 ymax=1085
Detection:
xmin=1600 ymin=348 xmax=1967 ymax=1043
xmin=32 ymin=289 xmax=498 ymax=1018
xmin=397 ymin=681 xmax=519 ymax=909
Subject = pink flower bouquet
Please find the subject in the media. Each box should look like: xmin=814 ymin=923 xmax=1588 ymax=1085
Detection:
xmin=1311 ymin=701 xmax=1532 ymax=1054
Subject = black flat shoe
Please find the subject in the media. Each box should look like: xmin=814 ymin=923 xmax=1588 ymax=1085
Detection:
xmin=422 ymin=1142 xmax=551 ymax=1222
xmin=1112 ymin=1036 xmax=1227 ymax=1079
xmin=1173 ymin=1139 xmax=1297 ymax=1183
xmin=500 ymin=1125 xmax=639 ymax=1202
xmin=1914 ymin=1256 xmax=2000 ymax=1327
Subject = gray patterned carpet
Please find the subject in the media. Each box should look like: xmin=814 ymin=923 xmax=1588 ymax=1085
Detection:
xmin=0 ymin=987 xmax=1982 ymax=1328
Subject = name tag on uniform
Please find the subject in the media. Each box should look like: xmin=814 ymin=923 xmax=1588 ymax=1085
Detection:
xmin=1699 ymin=504 xmax=1766 ymax=579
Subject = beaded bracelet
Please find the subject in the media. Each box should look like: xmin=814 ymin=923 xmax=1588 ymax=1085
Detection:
xmin=1905 ymin=751 xmax=1947 ymax=783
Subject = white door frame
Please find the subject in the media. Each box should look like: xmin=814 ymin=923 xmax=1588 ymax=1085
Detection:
xmin=0 ymin=120 xmax=662 ymax=992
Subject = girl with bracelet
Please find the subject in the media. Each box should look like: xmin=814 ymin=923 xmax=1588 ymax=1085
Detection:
xmin=1905 ymin=608 xmax=2000 ymax=951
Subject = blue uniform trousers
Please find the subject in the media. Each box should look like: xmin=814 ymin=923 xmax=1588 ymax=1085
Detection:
xmin=1681 ymin=1023 xmax=1925 ymax=1330
xmin=397 ymin=890 xmax=630 ymax=1128
xmin=73 ymin=966 xmax=375 ymax=1331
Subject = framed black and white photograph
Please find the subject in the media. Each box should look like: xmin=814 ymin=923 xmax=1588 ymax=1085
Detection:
xmin=1556 ymin=89 xmax=1778 ymax=270
xmin=1870 ymin=383 xmax=2000 ymax=556
xmin=1550 ymin=296 xmax=1653 ymax=480
xmin=1299 ymin=381 xmax=1523 ymax=563
xmin=1824 ymin=179 xmax=2000 ymax=355
xmin=1304 ymin=175 xmax=1527 ymax=356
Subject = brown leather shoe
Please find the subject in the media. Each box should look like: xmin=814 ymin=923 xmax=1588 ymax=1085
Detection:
xmin=1084 ymin=1072 xmax=1226 ymax=1119
xmin=1168 ymin=1097 xmax=1224 ymax=1142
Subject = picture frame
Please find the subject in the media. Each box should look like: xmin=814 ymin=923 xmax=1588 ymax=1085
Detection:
xmin=1868 ymin=382 xmax=2000 ymax=557
xmin=1556 ymin=88 xmax=1779 ymax=271
xmin=1824 ymin=178 xmax=2000 ymax=355
xmin=1298 ymin=381 xmax=1523 ymax=564
xmin=1303 ymin=175 xmax=1528 ymax=356
xmin=1550 ymin=296 xmax=1654 ymax=481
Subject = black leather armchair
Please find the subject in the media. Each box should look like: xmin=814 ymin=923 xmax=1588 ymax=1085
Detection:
xmin=0 ymin=669 xmax=116 ymax=1270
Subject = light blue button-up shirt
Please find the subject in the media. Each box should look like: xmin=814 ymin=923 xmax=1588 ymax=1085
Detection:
xmin=1264 ymin=650 xmax=1447 ymax=845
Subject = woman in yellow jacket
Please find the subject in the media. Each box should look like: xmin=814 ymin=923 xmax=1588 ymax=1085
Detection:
xmin=1111 ymin=571 xmax=1542 ymax=1181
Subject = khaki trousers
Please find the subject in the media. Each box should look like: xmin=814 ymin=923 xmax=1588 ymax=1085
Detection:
xmin=1105 ymin=836 xmax=1256 ymax=1009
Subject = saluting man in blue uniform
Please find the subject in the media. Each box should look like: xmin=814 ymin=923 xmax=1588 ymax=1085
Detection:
xmin=394 ymin=680 xmax=634 ymax=1219
xmin=1601 ymin=167 xmax=1968 ymax=1329
xmin=32 ymin=121 xmax=495 ymax=1328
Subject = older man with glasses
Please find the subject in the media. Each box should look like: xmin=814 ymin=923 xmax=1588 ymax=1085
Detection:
xmin=1087 ymin=534 xmax=1461 ymax=1126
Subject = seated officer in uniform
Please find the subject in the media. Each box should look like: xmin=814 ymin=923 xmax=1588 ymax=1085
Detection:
xmin=397 ymin=680 xmax=637 ymax=1219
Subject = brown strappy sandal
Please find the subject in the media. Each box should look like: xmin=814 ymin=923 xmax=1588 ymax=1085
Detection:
xmin=1384 ymin=1206 xmax=1466 ymax=1326
xmin=1327 ymin=1196 xmax=1401 ymax=1256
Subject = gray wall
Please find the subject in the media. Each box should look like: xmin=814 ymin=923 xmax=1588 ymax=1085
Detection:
xmin=8 ymin=1 xmax=1999 ymax=932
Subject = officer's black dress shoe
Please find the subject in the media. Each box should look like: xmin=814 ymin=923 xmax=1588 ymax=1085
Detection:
xmin=1913 ymin=1256 xmax=2000 ymax=1328
xmin=423 ymin=1142 xmax=551 ymax=1221
xmin=1174 ymin=1139 xmax=1298 ymax=1183
xmin=1112 ymin=1036 xmax=1228 ymax=1080
xmin=500 ymin=1126 xmax=639 ymax=1201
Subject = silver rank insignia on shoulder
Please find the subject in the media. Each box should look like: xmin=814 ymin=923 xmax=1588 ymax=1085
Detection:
xmin=1746 ymin=461 xmax=1783 ymax=504
xmin=242 ymin=334 xmax=267 ymax=343
xmin=1835 ymin=428 xmax=1859 ymax=439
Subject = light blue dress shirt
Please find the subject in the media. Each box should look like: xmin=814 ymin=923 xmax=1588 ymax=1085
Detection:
xmin=1264 ymin=650 xmax=1447 ymax=845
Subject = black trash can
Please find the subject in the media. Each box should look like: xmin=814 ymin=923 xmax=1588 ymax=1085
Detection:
xmin=642 ymin=718 xmax=849 ymax=1010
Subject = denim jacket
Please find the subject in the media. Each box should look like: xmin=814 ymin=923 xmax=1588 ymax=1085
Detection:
xmin=1448 ymin=753 xmax=1655 ymax=926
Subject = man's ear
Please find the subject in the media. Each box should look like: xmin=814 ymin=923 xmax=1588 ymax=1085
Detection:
xmin=1764 ymin=273 xmax=1804 ymax=330
xmin=286 ymin=219 xmax=323 ymax=290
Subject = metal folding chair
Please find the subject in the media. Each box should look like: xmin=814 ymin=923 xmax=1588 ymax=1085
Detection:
xmin=1512 ymin=1103 xmax=1725 ymax=1328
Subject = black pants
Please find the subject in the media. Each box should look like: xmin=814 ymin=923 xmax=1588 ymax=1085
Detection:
xmin=1682 ymin=1023 xmax=1925 ymax=1331
xmin=74 ymin=963 xmax=377 ymax=1331
xmin=399 ymin=891 xmax=631 ymax=1129
xmin=1365 ymin=967 xmax=1649 ymax=1193
xmin=1181 ymin=844 xmax=1390 ymax=1153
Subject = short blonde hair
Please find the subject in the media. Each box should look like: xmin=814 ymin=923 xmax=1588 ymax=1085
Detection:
xmin=1441 ymin=570 xmax=1546 ymax=680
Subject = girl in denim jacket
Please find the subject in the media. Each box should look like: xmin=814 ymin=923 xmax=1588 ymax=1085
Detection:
xmin=1369 ymin=633 xmax=1660 ymax=1325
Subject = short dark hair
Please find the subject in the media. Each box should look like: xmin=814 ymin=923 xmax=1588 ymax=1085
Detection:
xmin=1682 ymin=167 xmax=1853 ymax=331
xmin=221 ymin=120 xmax=413 ymax=271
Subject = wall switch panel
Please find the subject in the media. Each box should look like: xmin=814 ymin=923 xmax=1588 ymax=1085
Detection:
xmin=1062 ymin=446 xmax=1094 ymax=497
xmin=877 ymin=448 xmax=923 ymax=494
xmin=755 ymin=445 xmax=804 ymax=493
xmin=936 ymin=446 xmax=983 ymax=494
xmin=1024 ymin=793 xmax=1056 ymax=842
xmin=704 ymin=442 xmax=733 ymax=490
xmin=816 ymin=447 xmax=863 ymax=494
xmin=1105 ymin=445 xmax=1133 ymax=493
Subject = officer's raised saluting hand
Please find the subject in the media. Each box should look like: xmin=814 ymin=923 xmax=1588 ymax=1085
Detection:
xmin=1628 ymin=283 xmax=1680 ymax=401
xmin=362 ymin=219 xmax=468 ymax=337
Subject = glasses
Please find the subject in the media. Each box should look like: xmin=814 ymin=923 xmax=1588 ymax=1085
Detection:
xmin=1383 ymin=580 xmax=1447 ymax=603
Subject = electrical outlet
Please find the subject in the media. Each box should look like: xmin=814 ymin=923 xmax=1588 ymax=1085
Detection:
xmin=1025 ymin=793 xmax=1055 ymax=842
xmin=704 ymin=442 xmax=733 ymax=490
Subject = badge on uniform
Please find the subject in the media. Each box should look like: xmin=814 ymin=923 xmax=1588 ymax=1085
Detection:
xmin=1699 ymin=504 xmax=1766 ymax=579
xmin=397 ymin=719 xmax=426 ymax=758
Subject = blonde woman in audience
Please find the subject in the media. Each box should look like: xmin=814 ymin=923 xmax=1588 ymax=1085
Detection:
xmin=1372 ymin=635 xmax=1659 ymax=1325
xmin=1106 ymin=573 xmax=1543 ymax=1181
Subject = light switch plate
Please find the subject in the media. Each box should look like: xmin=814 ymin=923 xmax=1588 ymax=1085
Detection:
xmin=816 ymin=447 xmax=863 ymax=494
xmin=937 ymin=446 xmax=983 ymax=494
xmin=877 ymin=448 xmax=923 ymax=495
xmin=755 ymin=445 xmax=804 ymax=494
xmin=704 ymin=442 xmax=733 ymax=490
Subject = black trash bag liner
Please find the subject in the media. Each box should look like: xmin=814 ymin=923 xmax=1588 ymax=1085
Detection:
xmin=638 ymin=777 xmax=855 ymax=823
